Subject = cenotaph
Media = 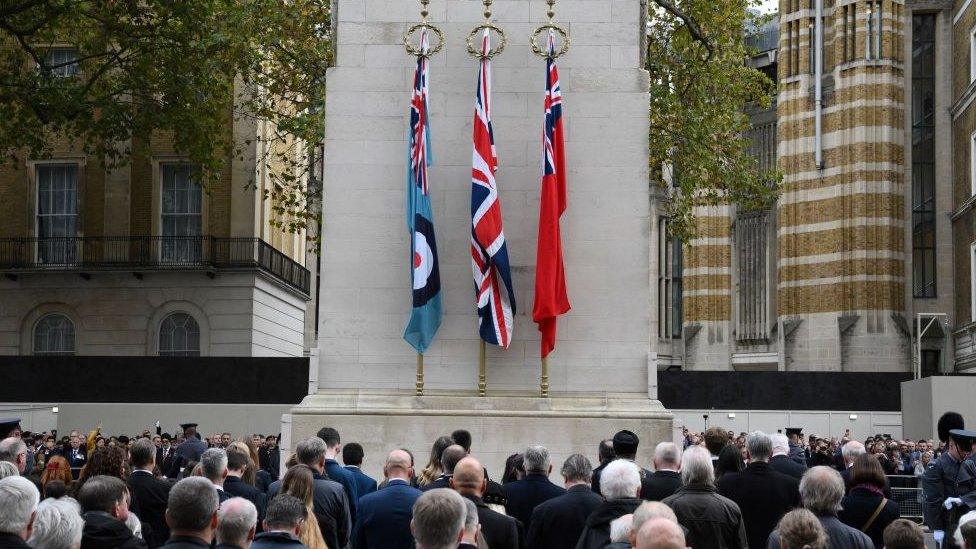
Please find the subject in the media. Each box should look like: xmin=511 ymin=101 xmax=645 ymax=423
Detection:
xmin=286 ymin=0 xmax=672 ymax=478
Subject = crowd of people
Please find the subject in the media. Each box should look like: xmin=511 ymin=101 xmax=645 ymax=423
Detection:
xmin=0 ymin=416 xmax=972 ymax=549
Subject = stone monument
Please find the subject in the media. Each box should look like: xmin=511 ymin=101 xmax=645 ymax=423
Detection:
xmin=286 ymin=0 xmax=672 ymax=478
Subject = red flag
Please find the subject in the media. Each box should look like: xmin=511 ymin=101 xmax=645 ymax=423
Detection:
xmin=532 ymin=32 xmax=570 ymax=358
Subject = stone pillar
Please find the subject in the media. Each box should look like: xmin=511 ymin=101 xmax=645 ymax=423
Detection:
xmin=289 ymin=0 xmax=671 ymax=478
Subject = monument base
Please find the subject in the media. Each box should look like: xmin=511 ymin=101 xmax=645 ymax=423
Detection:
xmin=284 ymin=391 xmax=673 ymax=480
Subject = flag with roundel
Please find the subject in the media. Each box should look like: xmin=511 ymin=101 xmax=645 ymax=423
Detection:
xmin=403 ymin=29 xmax=442 ymax=354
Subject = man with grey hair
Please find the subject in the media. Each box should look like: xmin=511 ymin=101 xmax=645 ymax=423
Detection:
xmin=128 ymin=437 xmax=173 ymax=547
xmin=635 ymin=518 xmax=687 ymax=549
xmin=267 ymin=437 xmax=350 ymax=549
xmin=459 ymin=498 xmax=481 ymax=549
xmin=767 ymin=466 xmax=872 ymax=549
xmin=410 ymin=489 xmax=466 ymax=549
xmin=164 ymin=476 xmax=220 ymax=548
xmin=77 ymin=475 xmax=146 ymax=549
xmin=0 ymin=475 xmax=39 ymax=548
xmin=769 ymin=433 xmax=807 ymax=480
xmin=0 ymin=437 xmax=28 ymax=474
xmin=643 ymin=442 xmax=682 ymax=501
xmin=251 ymin=495 xmax=306 ymax=548
xmin=663 ymin=446 xmax=747 ymax=548
xmin=607 ymin=514 xmax=633 ymax=548
xmin=718 ymin=430 xmax=799 ymax=549
xmin=839 ymin=441 xmax=890 ymax=497
xmin=216 ymin=497 xmax=257 ymax=549
xmin=576 ymin=459 xmax=643 ymax=549
xmin=502 ymin=445 xmax=565 ymax=530
xmin=200 ymin=448 xmax=231 ymax=503
xmin=526 ymin=453 xmax=603 ymax=549
xmin=27 ymin=497 xmax=84 ymax=549
xmin=628 ymin=501 xmax=680 ymax=548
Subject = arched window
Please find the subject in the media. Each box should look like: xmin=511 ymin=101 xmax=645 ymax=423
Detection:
xmin=158 ymin=313 xmax=200 ymax=356
xmin=33 ymin=314 xmax=75 ymax=355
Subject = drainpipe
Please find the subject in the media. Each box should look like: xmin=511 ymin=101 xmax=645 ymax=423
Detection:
xmin=815 ymin=0 xmax=824 ymax=170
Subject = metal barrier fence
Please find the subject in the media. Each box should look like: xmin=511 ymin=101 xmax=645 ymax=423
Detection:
xmin=887 ymin=475 xmax=923 ymax=523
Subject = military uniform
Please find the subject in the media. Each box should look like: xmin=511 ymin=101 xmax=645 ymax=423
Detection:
xmin=168 ymin=422 xmax=208 ymax=478
xmin=922 ymin=430 xmax=976 ymax=547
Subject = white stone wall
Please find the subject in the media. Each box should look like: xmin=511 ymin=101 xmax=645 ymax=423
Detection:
xmin=0 ymin=272 xmax=307 ymax=357
xmin=318 ymin=0 xmax=653 ymax=394
xmin=783 ymin=312 xmax=910 ymax=372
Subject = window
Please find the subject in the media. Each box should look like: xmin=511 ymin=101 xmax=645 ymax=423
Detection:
xmin=809 ymin=20 xmax=816 ymax=74
xmin=42 ymin=47 xmax=79 ymax=78
xmin=159 ymin=313 xmax=201 ymax=356
xmin=36 ymin=163 xmax=79 ymax=264
xmin=160 ymin=164 xmax=202 ymax=263
xmin=912 ymin=14 xmax=937 ymax=298
xmin=658 ymin=218 xmax=683 ymax=340
xmin=866 ymin=1 xmax=882 ymax=60
xmin=33 ymin=314 xmax=75 ymax=355
xmin=735 ymin=210 xmax=771 ymax=341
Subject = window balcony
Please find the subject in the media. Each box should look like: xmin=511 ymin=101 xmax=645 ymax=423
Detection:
xmin=0 ymin=236 xmax=310 ymax=296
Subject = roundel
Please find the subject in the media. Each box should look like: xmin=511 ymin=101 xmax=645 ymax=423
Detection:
xmin=413 ymin=232 xmax=435 ymax=290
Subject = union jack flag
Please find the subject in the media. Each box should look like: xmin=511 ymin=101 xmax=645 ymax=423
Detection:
xmin=470 ymin=29 xmax=516 ymax=348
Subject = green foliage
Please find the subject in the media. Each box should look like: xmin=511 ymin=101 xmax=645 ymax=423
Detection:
xmin=647 ymin=0 xmax=779 ymax=241
xmin=0 ymin=0 xmax=332 ymax=235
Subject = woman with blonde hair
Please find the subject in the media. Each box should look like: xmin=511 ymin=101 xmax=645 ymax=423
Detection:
xmin=231 ymin=438 xmax=274 ymax=491
xmin=417 ymin=435 xmax=454 ymax=488
xmin=281 ymin=464 xmax=329 ymax=549
xmin=777 ymin=509 xmax=828 ymax=549
xmin=40 ymin=455 xmax=73 ymax=494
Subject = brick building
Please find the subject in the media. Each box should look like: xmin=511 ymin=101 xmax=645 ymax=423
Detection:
xmin=672 ymin=0 xmax=974 ymax=374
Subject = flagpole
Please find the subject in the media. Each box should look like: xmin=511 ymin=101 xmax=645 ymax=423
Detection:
xmin=416 ymin=353 xmax=425 ymax=396
xmin=540 ymin=356 xmax=549 ymax=398
xmin=478 ymin=340 xmax=487 ymax=396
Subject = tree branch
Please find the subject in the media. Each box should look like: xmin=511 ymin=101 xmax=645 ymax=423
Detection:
xmin=650 ymin=0 xmax=714 ymax=59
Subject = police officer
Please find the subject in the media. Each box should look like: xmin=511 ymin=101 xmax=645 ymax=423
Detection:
xmin=922 ymin=412 xmax=976 ymax=548
xmin=169 ymin=422 xmax=207 ymax=478
xmin=786 ymin=427 xmax=807 ymax=465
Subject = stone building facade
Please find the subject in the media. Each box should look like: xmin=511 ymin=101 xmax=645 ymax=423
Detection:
xmin=0 ymin=74 xmax=317 ymax=358
xmin=676 ymin=0 xmax=970 ymax=373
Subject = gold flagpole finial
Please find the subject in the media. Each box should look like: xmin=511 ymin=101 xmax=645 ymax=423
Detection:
xmin=466 ymin=0 xmax=506 ymax=59
xmin=404 ymin=0 xmax=444 ymax=57
xmin=483 ymin=0 xmax=493 ymax=23
xmin=546 ymin=0 xmax=556 ymax=23
xmin=531 ymin=0 xmax=569 ymax=59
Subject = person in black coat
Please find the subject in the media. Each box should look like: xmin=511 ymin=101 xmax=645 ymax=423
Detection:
xmin=501 ymin=445 xmax=565 ymax=531
xmin=717 ymin=431 xmax=800 ymax=549
xmin=576 ymin=459 xmax=644 ymax=549
xmin=77 ymin=475 xmax=148 ymax=549
xmin=770 ymin=434 xmax=809 ymax=480
xmin=838 ymin=454 xmax=901 ymax=549
xmin=643 ymin=442 xmax=682 ymax=501
xmin=222 ymin=452 xmax=267 ymax=527
xmin=127 ymin=439 xmax=173 ymax=548
xmin=590 ymin=439 xmax=615 ymax=494
xmin=525 ymin=454 xmax=603 ymax=549
xmin=452 ymin=457 xmax=522 ymax=549
xmin=162 ymin=477 xmax=220 ymax=549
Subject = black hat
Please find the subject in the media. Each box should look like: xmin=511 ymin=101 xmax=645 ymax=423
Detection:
xmin=612 ymin=430 xmax=640 ymax=456
xmin=950 ymin=429 xmax=976 ymax=452
xmin=0 ymin=418 xmax=22 ymax=438
xmin=938 ymin=412 xmax=965 ymax=443
xmin=785 ymin=427 xmax=803 ymax=437
xmin=117 ymin=435 xmax=130 ymax=444
xmin=161 ymin=433 xmax=172 ymax=441
xmin=180 ymin=423 xmax=198 ymax=430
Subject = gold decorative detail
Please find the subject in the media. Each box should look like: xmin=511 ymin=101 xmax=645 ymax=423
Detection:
xmin=467 ymin=0 xmax=506 ymax=59
xmin=531 ymin=0 xmax=569 ymax=59
xmin=404 ymin=23 xmax=445 ymax=58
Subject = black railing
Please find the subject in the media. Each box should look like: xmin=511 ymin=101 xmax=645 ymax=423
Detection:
xmin=0 ymin=236 xmax=310 ymax=295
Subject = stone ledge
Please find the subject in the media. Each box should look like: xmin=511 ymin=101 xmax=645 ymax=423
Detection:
xmin=292 ymin=390 xmax=672 ymax=419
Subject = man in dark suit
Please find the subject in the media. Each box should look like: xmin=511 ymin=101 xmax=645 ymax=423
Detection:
xmin=590 ymin=438 xmax=616 ymax=494
xmin=502 ymin=445 xmax=565 ymax=531
xmin=223 ymin=452 xmax=267 ymax=526
xmin=215 ymin=498 xmax=258 ymax=549
xmin=593 ymin=430 xmax=653 ymax=497
xmin=78 ymin=475 xmax=148 ymax=549
xmin=717 ymin=431 xmax=800 ymax=549
xmin=769 ymin=433 xmax=808 ymax=480
xmin=452 ymin=457 xmax=522 ymax=549
xmin=838 ymin=441 xmax=892 ymax=497
xmin=162 ymin=477 xmax=220 ymax=549
xmin=342 ymin=442 xmax=377 ymax=500
xmin=127 ymin=439 xmax=173 ymax=548
xmin=421 ymin=444 xmax=467 ymax=492
xmin=316 ymin=427 xmax=359 ymax=521
xmin=525 ymin=454 xmax=603 ymax=549
xmin=643 ymin=442 xmax=682 ymax=501
xmin=156 ymin=434 xmax=176 ymax=476
xmin=267 ymin=437 xmax=351 ymax=549
xmin=352 ymin=449 xmax=422 ymax=549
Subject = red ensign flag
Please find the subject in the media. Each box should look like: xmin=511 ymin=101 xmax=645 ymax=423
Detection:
xmin=532 ymin=31 xmax=570 ymax=358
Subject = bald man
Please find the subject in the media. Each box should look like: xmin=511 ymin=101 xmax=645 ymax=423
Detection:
xmin=452 ymin=457 xmax=522 ymax=549
xmin=352 ymin=449 xmax=423 ymax=549
xmin=635 ymin=518 xmax=687 ymax=549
